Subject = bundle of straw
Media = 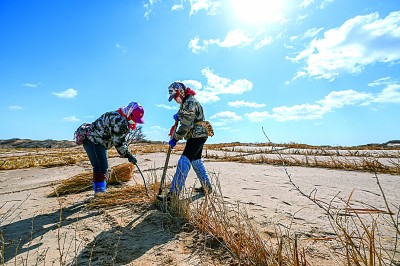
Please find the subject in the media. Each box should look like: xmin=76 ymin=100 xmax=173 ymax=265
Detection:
xmin=48 ymin=172 xmax=92 ymax=197
xmin=48 ymin=163 xmax=135 ymax=197
xmin=108 ymin=162 xmax=134 ymax=184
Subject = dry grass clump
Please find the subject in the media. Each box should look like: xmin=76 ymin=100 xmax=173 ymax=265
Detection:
xmin=289 ymin=175 xmax=400 ymax=265
xmin=0 ymin=153 xmax=81 ymax=170
xmin=86 ymin=184 xmax=152 ymax=209
xmin=160 ymin=178 xmax=305 ymax=265
xmin=48 ymin=163 xmax=134 ymax=197
xmin=48 ymin=172 xmax=92 ymax=197
xmin=108 ymin=162 xmax=134 ymax=183
xmin=0 ymin=147 xmax=125 ymax=170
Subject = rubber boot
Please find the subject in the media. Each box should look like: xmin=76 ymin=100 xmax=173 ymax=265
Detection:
xmin=191 ymin=159 xmax=212 ymax=193
xmin=93 ymin=172 xmax=107 ymax=194
xmin=169 ymin=155 xmax=191 ymax=195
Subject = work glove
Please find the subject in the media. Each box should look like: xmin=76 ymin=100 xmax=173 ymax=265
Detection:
xmin=169 ymin=138 xmax=178 ymax=149
xmin=173 ymin=113 xmax=179 ymax=121
xmin=127 ymin=154 xmax=137 ymax=164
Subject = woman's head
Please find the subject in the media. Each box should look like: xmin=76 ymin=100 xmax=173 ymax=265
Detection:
xmin=168 ymin=82 xmax=186 ymax=103
xmin=119 ymin=102 xmax=144 ymax=130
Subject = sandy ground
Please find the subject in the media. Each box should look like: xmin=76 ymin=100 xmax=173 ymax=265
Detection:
xmin=0 ymin=146 xmax=399 ymax=265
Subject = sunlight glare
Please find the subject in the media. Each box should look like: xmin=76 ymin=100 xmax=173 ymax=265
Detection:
xmin=230 ymin=0 xmax=285 ymax=25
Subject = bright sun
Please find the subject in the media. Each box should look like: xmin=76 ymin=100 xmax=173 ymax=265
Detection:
xmin=230 ymin=0 xmax=286 ymax=26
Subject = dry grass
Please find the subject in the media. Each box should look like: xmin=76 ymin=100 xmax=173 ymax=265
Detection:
xmin=86 ymin=184 xmax=152 ymax=209
xmin=204 ymin=148 xmax=400 ymax=175
xmin=1 ymin=142 xmax=400 ymax=265
xmin=48 ymin=163 xmax=134 ymax=197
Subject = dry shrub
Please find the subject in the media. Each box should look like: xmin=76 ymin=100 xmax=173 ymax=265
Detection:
xmin=48 ymin=163 xmax=134 ymax=197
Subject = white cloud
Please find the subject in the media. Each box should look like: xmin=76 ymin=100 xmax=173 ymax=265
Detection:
xmin=189 ymin=29 xmax=253 ymax=52
xmin=22 ymin=82 xmax=40 ymax=88
xmin=368 ymin=77 xmax=392 ymax=87
xmin=167 ymin=69 xmax=253 ymax=104
xmin=228 ymin=100 xmax=266 ymax=108
xmin=143 ymin=0 xmax=161 ymax=20
xmin=258 ymin=83 xmax=399 ymax=122
xmin=296 ymin=14 xmax=308 ymax=24
xmin=319 ymin=0 xmax=333 ymax=9
xmin=195 ymin=68 xmax=253 ymax=103
xmin=316 ymin=90 xmax=373 ymax=109
xmin=115 ymin=43 xmax=128 ymax=53
xmin=300 ymin=0 xmax=314 ymax=8
xmin=244 ymin=111 xmax=270 ymax=122
xmin=182 ymin=79 xmax=203 ymax=91
xmin=188 ymin=37 xmax=208 ymax=53
xmin=209 ymin=111 xmax=242 ymax=126
xmin=270 ymin=103 xmax=326 ymax=121
xmin=217 ymin=29 xmax=254 ymax=48
xmin=52 ymin=88 xmax=77 ymax=99
xmin=156 ymin=104 xmax=177 ymax=110
xmin=372 ymin=83 xmax=400 ymax=103
xmin=290 ymin=27 xmax=323 ymax=41
xmin=189 ymin=0 xmax=221 ymax=16
xmin=63 ymin=116 xmax=80 ymax=122
xmin=9 ymin=105 xmax=23 ymax=110
xmin=288 ymin=11 xmax=400 ymax=81
xmin=150 ymin=125 xmax=168 ymax=132
xmin=172 ymin=4 xmax=184 ymax=11
xmin=268 ymin=90 xmax=372 ymax=121
xmin=255 ymin=36 xmax=272 ymax=49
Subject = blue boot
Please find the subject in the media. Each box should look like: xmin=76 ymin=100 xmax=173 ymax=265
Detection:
xmin=93 ymin=180 xmax=107 ymax=194
xmin=93 ymin=172 xmax=107 ymax=194
xmin=191 ymin=159 xmax=212 ymax=192
xmin=169 ymin=156 xmax=191 ymax=195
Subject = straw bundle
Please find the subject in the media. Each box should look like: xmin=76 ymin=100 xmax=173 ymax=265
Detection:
xmin=48 ymin=172 xmax=92 ymax=197
xmin=108 ymin=162 xmax=134 ymax=184
xmin=48 ymin=163 xmax=135 ymax=197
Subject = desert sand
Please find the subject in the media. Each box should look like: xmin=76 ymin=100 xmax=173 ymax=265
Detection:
xmin=0 ymin=144 xmax=399 ymax=265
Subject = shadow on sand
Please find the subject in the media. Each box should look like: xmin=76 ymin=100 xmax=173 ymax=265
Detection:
xmin=75 ymin=207 xmax=186 ymax=265
xmin=0 ymin=200 xmax=95 ymax=264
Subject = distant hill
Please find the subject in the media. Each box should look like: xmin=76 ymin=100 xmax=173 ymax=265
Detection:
xmin=0 ymin=138 xmax=77 ymax=149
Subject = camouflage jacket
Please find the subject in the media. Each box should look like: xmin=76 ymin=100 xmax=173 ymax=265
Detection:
xmin=85 ymin=111 xmax=132 ymax=157
xmin=174 ymin=95 xmax=208 ymax=140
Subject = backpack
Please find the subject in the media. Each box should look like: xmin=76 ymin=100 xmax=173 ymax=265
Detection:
xmin=74 ymin=123 xmax=91 ymax=145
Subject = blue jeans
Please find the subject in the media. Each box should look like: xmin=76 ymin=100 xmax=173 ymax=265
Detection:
xmin=83 ymin=139 xmax=108 ymax=174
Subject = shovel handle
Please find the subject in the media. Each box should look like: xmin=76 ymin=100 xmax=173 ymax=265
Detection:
xmin=158 ymin=120 xmax=179 ymax=196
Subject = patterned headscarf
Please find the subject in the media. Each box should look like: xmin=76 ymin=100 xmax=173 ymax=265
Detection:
xmin=118 ymin=102 xmax=144 ymax=130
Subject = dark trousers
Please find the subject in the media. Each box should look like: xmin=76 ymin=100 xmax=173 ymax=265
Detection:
xmin=83 ymin=139 xmax=108 ymax=174
xmin=182 ymin=137 xmax=207 ymax=162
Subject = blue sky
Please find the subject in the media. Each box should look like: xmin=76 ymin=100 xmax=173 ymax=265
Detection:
xmin=1 ymin=0 xmax=399 ymax=146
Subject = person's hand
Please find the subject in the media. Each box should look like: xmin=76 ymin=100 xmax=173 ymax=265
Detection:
xmin=173 ymin=113 xmax=179 ymax=121
xmin=128 ymin=154 xmax=137 ymax=164
xmin=169 ymin=138 xmax=177 ymax=149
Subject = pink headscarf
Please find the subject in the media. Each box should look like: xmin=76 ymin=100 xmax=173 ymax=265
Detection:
xmin=118 ymin=102 xmax=145 ymax=130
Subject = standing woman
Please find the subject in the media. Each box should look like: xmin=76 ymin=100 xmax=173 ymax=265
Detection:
xmin=166 ymin=82 xmax=212 ymax=198
xmin=76 ymin=101 xmax=144 ymax=195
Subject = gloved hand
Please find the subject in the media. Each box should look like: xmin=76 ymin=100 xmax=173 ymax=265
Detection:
xmin=169 ymin=138 xmax=177 ymax=149
xmin=173 ymin=113 xmax=179 ymax=121
xmin=128 ymin=154 xmax=137 ymax=164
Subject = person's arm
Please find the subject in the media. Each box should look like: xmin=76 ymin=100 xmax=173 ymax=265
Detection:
xmin=110 ymin=114 xmax=132 ymax=157
xmin=174 ymin=101 xmax=196 ymax=140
